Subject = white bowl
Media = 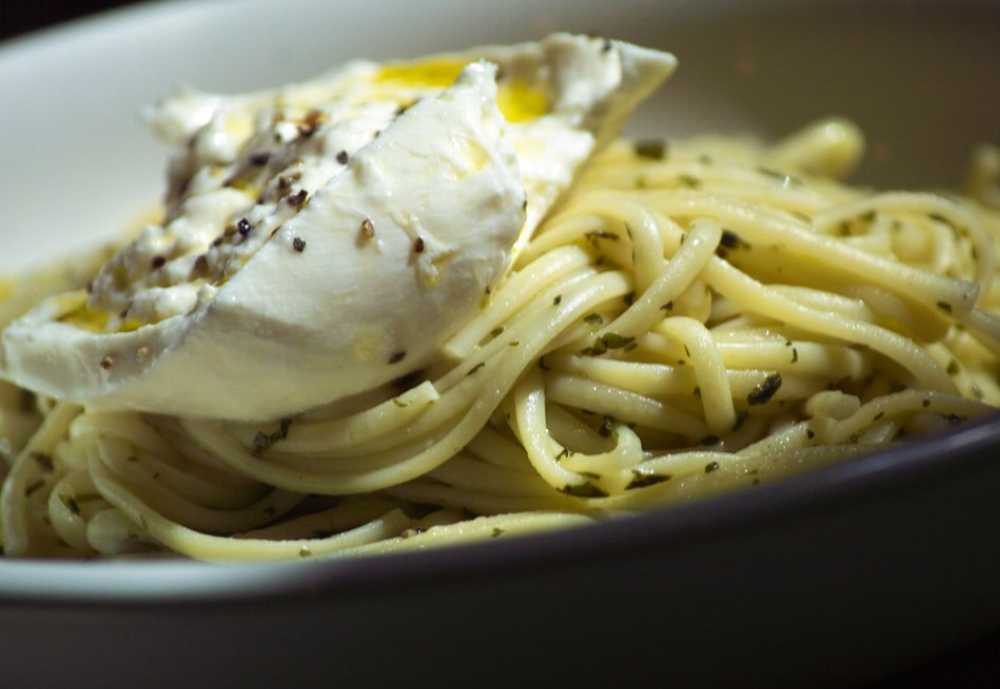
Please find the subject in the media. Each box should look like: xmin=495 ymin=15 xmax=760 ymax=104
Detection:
xmin=0 ymin=3 xmax=998 ymax=688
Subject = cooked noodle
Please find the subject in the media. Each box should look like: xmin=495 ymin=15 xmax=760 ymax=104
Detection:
xmin=2 ymin=121 xmax=998 ymax=560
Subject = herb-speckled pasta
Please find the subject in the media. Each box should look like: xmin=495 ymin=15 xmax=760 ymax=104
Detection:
xmin=1 ymin=121 xmax=998 ymax=560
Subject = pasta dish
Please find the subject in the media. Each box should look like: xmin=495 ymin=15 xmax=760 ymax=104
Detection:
xmin=0 ymin=35 xmax=997 ymax=560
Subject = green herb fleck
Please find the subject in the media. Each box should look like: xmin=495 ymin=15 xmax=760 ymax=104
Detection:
xmin=719 ymin=229 xmax=750 ymax=251
xmin=633 ymin=138 xmax=667 ymax=160
xmin=491 ymin=527 xmax=504 ymax=538
xmin=598 ymin=416 xmax=617 ymax=437
xmin=31 ymin=452 xmax=54 ymax=473
xmin=584 ymin=313 xmax=603 ymax=325
xmin=61 ymin=494 xmax=81 ymax=516
xmin=467 ymin=362 xmax=486 ymax=376
xmin=559 ymin=482 xmax=609 ymax=498
xmin=936 ymin=301 xmax=952 ymax=313
xmin=704 ymin=461 xmax=720 ymax=474
xmin=732 ymin=410 xmax=748 ymax=431
xmin=747 ymin=373 xmax=782 ymax=405
xmin=584 ymin=230 xmax=620 ymax=243
xmin=626 ymin=470 xmax=671 ymax=489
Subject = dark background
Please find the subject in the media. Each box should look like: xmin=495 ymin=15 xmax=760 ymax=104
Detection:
xmin=1 ymin=2 xmax=999 ymax=687
xmin=0 ymin=1 xmax=137 ymax=40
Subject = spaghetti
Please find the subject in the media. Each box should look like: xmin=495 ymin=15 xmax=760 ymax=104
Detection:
xmin=1 ymin=120 xmax=998 ymax=560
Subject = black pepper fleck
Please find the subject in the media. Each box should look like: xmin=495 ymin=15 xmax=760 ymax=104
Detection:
xmin=249 ymin=151 xmax=271 ymax=166
xmin=413 ymin=236 xmax=425 ymax=253
xmin=100 ymin=355 xmax=113 ymax=370
xmin=292 ymin=237 xmax=306 ymax=253
xmin=237 ymin=218 xmax=252 ymax=237
xmin=360 ymin=217 xmax=375 ymax=240
xmin=336 ymin=150 xmax=349 ymax=165
xmin=287 ymin=189 xmax=308 ymax=206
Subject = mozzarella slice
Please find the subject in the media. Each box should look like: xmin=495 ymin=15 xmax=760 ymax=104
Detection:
xmin=1 ymin=35 xmax=675 ymax=421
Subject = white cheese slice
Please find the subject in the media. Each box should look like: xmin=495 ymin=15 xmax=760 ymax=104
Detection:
xmin=1 ymin=35 xmax=676 ymax=421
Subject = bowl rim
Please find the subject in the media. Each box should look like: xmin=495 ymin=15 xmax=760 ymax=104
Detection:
xmin=2 ymin=0 xmax=999 ymax=610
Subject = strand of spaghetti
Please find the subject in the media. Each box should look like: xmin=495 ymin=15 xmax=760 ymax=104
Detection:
xmin=812 ymin=192 xmax=994 ymax=299
xmin=444 ymin=245 xmax=593 ymax=358
xmin=845 ymin=285 xmax=951 ymax=343
xmin=47 ymin=468 xmax=101 ymax=553
xmin=384 ymin=480 xmax=585 ymax=515
xmin=642 ymin=191 xmax=977 ymax=311
xmin=544 ymin=404 xmax=616 ymax=455
xmin=0 ymin=402 xmax=81 ymax=555
xmin=97 ymin=437 xmax=304 ymax=533
xmin=817 ymin=390 xmax=993 ymax=444
xmin=234 ymin=497 xmax=400 ymax=540
xmin=244 ymin=381 xmax=439 ymax=454
xmin=548 ymin=354 xmax=816 ymax=400
xmin=958 ymin=308 xmax=1000 ymax=358
xmin=592 ymin=219 xmax=721 ymax=339
xmin=545 ymin=373 xmax=708 ymax=438
xmin=89 ymin=451 xmax=413 ymax=561
xmin=427 ymin=453 xmax=558 ymax=498
xmin=338 ymin=512 xmax=592 ymax=557
xmin=701 ymin=257 xmax=955 ymax=392
xmin=464 ymin=426 xmax=536 ymax=475
xmin=435 ymin=267 xmax=600 ymax=392
xmin=658 ymin=316 xmax=736 ymax=433
xmin=546 ymin=194 xmax=666 ymax=290
xmin=74 ymin=412 xmax=266 ymax=507
xmin=513 ymin=367 xmax=600 ymax=493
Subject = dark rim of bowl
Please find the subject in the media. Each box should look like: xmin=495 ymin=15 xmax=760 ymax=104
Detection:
xmin=0 ymin=411 xmax=997 ymax=608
